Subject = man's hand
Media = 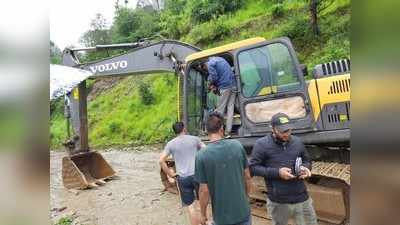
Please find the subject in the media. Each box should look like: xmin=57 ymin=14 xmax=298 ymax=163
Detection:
xmin=169 ymin=171 xmax=178 ymax=178
xmin=199 ymin=183 xmax=210 ymax=225
xmin=199 ymin=214 xmax=208 ymax=225
xmin=159 ymin=151 xmax=178 ymax=180
xmin=244 ymin=168 xmax=252 ymax=197
xmin=208 ymin=84 xmax=221 ymax=96
xmin=208 ymin=84 xmax=216 ymax=92
xmin=299 ymin=166 xmax=312 ymax=179
xmin=279 ymin=167 xmax=295 ymax=180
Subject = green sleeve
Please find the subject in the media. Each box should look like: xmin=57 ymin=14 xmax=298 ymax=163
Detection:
xmin=241 ymin=146 xmax=249 ymax=169
xmin=195 ymin=154 xmax=207 ymax=183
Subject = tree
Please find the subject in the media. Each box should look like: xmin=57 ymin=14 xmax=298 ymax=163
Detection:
xmin=159 ymin=0 xmax=189 ymax=39
xmin=308 ymin=0 xmax=335 ymax=36
xmin=50 ymin=40 xmax=62 ymax=64
xmin=111 ymin=7 xmax=160 ymax=43
xmin=79 ymin=13 xmax=112 ymax=62
xmin=80 ymin=13 xmax=111 ymax=47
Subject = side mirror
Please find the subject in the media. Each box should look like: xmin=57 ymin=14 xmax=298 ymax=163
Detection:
xmin=300 ymin=64 xmax=308 ymax=76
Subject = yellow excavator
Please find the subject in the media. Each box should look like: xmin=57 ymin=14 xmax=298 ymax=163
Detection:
xmin=61 ymin=36 xmax=350 ymax=224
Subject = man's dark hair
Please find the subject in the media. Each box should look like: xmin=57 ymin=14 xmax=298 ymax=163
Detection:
xmin=172 ymin=122 xmax=185 ymax=134
xmin=206 ymin=112 xmax=224 ymax=134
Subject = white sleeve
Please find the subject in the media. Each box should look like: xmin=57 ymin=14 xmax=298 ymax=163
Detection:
xmin=164 ymin=142 xmax=172 ymax=155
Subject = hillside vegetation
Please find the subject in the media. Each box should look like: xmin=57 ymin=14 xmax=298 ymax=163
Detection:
xmin=50 ymin=0 xmax=350 ymax=149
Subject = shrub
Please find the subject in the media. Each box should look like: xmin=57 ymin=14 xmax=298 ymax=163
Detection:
xmin=108 ymin=121 xmax=121 ymax=133
xmin=279 ymin=16 xmax=313 ymax=45
xmin=189 ymin=0 xmax=244 ymax=24
xmin=138 ymin=81 xmax=154 ymax=105
xmin=185 ymin=17 xmax=230 ymax=45
xmin=271 ymin=3 xmax=285 ymax=19
xmin=55 ymin=216 xmax=73 ymax=225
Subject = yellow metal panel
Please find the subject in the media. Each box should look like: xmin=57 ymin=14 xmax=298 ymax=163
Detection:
xmin=317 ymin=73 xmax=350 ymax=105
xmin=73 ymin=88 xmax=79 ymax=99
xmin=308 ymin=73 xmax=351 ymax=121
xmin=307 ymin=79 xmax=321 ymax=121
xmin=185 ymin=37 xmax=266 ymax=62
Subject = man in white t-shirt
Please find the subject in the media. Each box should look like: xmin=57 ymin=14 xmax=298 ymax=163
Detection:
xmin=159 ymin=122 xmax=205 ymax=225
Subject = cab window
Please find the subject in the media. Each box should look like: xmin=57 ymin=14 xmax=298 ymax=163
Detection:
xmin=238 ymin=43 xmax=300 ymax=97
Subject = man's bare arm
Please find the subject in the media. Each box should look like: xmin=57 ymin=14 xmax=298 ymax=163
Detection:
xmin=244 ymin=168 xmax=252 ymax=196
xmin=158 ymin=151 xmax=176 ymax=178
xmin=198 ymin=183 xmax=210 ymax=224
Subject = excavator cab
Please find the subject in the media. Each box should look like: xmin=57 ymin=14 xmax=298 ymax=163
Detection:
xmin=183 ymin=37 xmax=314 ymax=138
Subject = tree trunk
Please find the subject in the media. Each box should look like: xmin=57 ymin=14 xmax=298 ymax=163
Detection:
xmin=310 ymin=0 xmax=320 ymax=36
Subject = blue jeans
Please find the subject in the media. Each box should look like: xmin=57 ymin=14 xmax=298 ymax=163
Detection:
xmin=212 ymin=215 xmax=252 ymax=225
xmin=176 ymin=175 xmax=199 ymax=206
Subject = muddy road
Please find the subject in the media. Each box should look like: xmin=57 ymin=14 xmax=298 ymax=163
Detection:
xmin=50 ymin=147 xmax=269 ymax=225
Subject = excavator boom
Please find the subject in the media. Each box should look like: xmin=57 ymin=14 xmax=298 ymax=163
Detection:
xmin=60 ymin=38 xmax=201 ymax=189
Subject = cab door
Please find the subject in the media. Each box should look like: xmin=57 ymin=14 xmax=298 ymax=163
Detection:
xmin=234 ymin=38 xmax=314 ymax=135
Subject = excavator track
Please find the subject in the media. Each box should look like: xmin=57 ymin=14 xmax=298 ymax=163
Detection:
xmin=312 ymin=161 xmax=350 ymax=185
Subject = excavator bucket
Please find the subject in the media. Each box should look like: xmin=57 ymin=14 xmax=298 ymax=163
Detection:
xmin=62 ymin=151 xmax=115 ymax=189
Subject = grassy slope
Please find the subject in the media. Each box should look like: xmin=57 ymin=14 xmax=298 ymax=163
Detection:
xmin=50 ymin=0 xmax=350 ymax=149
xmin=51 ymin=74 xmax=178 ymax=149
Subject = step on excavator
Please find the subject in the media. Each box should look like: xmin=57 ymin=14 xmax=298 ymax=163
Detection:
xmin=61 ymin=36 xmax=350 ymax=224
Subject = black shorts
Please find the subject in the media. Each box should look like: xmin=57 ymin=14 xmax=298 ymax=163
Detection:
xmin=176 ymin=175 xmax=199 ymax=206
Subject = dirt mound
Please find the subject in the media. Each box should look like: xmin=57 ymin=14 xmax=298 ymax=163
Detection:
xmin=88 ymin=77 xmax=125 ymax=101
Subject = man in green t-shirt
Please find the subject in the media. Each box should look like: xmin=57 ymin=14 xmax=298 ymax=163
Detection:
xmin=195 ymin=112 xmax=252 ymax=225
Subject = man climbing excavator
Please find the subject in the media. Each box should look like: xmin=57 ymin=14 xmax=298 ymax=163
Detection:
xmin=61 ymin=36 xmax=350 ymax=224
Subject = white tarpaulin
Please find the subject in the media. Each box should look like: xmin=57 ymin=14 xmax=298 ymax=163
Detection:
xmin=50 ymin=64 xmax=93 ymax=100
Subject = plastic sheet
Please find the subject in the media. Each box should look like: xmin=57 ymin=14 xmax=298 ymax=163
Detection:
xmin=50 ymin=64 xmax=92 ymax=100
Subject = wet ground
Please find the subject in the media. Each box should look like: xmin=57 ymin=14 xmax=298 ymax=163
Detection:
xmin=50 ymin=147 xmax=269 ymax=225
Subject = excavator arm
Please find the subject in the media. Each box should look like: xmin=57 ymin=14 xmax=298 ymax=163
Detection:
xmin=62 ymin=39 xmax=201 ymax=153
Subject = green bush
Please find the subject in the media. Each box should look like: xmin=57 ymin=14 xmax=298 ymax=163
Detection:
xmin=271 ymin=3 xmax=285 ymax=19
xmin=189 ymin=0 xmax=244 ymax=24
xmin=159 ymin=12 xmax=191 ymax=39
xmin=165 ymin=0 xmax=187 ymax=14
xmin=279 ymin=16 xmax=313 ymax=46
xmin=108 ymin=121 xmax=121 ymax=132
xmin=160 ymin=0 xmax=191 ymax=39
xmin=185 ymin=17 xmax=230 ymax=45
xmin=54 ymin=216 xmax=73 ymax=225
xmin=138 ymin=81 xmax=154 ymax=105
xmin=111 ymin=8 xmax=160 ymax=43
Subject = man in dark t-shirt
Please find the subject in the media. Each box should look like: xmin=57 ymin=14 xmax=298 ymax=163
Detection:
xmin=195 ymin=112 xmax=252 ymax=225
